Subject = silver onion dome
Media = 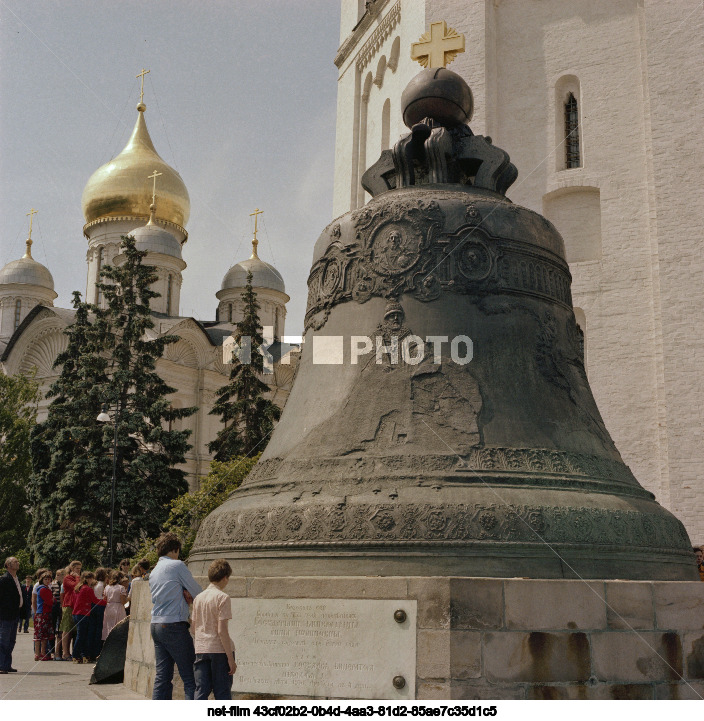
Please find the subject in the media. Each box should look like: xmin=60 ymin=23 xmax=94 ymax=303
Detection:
xmin=221 ymin=254 xmax=285 ymax=295
xmin=0 ymin=246 xmax=54 ymax=290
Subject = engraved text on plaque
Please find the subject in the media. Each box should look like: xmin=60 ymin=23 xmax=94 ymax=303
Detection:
xmin=230 ymin=598 xmax=417 ymax=699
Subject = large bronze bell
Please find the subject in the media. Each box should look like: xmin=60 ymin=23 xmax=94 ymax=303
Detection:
xmin=191 ymin=69 xmax=695 ymax=580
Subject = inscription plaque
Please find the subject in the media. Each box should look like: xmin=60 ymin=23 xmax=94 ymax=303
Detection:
xmin=230 ymin=598 xmax=417 ymax=700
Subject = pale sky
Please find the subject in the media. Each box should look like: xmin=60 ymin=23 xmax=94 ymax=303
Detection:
xmin=0 ymin=0 xmax=341 ymax=336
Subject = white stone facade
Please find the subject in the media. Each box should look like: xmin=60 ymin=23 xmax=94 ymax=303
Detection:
xmin=216 ymin=287 xmax=288 ymax=341
xmin=333 ymin=0 xmax=704 ymax=543
xmin=85 ymin=216 xmax=187 ymax=316
xmin=0 ymin=287 xmax=56 ymax=341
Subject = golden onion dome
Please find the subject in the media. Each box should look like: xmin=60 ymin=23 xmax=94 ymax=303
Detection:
xmin=81 ymin=105 xmax=190 ymax=228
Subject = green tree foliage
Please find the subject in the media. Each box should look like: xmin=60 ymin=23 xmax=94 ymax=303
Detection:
xmin=209 ymin=271 xmax=280 ymax=460
xmin=13 ymin=549 xmax=36 ymax=581
xmin=132 ymin=454 xmax=259 ymax=564
xmin=28 ymin=237 xmax=197 ymax=567
xmin=0 ymin=371 xmax=40 ymax=556
xmin=29 ymin=291 xmax=112 ymax=566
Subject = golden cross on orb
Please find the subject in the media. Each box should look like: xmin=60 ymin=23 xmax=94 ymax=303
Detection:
xmin=26 ymin=208 xmax=38 ymax=240
xmin=250 ymin=208 xmax=264 ymax=257
xmin=136 ymin=68 xmax=150 ymax=104
xmin=24 ymin=208 xmax=37 ymax=257
xmin=148 ymin=169 xmax=163 ymax=205
xmin=411 ymin=21 xmax=465 ymax=68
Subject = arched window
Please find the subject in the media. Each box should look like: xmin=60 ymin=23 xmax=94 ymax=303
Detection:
xmin=228 ymin=303 xmax=233 ymax=323
xmin=166 ymin=274 xmax=173 ymax=315
xmin=274 ymin=307 xmax=279 ymax=340
xmin=374 ymin=55 xmax=387 ymax=88
xmin=356 ymin=71 xmax=374 ymax=208
xmin=565 ymin=93 xmax=580 ymax=168
xmin=14 ymin=299 xmax=21 ymax=330
xmin=381 ymin=98 xmax=391 ymax=151
xmin=95 ymin=247 xmax=104 ymax=305
xmin=388 ymin=36 xmax=401 ymax=72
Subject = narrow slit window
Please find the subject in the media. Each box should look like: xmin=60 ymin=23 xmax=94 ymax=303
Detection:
xmin=166 ymin=275 xmax=173 ymax=315
xmin=96 ymin=247 xmax=103 ymax=305
xmin=565 ymin=93 xmax=580 ymax=168
xmin=14 ymin=299 xmax=21 ymax=330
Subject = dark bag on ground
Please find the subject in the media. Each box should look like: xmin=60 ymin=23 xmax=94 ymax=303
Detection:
xmin=89 ymin=616 xmax=129 ymax=685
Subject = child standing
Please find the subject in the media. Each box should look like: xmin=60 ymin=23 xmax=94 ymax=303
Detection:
xmin=71 ymin=571 xmax=101 ymax=663
xmin=33 ymin=572 xmax=54 ymax=661
xmin=90 ymin=568 xmax=108 ymax=658
xmin=192 ymin=559 xmax=237 ymax=700
xmin=102 ymin=570 xmax=127 ymax=640
xmin=50 ymin=569 xmax=64 ymax=659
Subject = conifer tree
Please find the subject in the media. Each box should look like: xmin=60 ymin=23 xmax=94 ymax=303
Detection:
xmin=0 ymin=370 xmax=40 ymax=556
xmin=29 ymin=292 xmax=111 ymax=566
xmin=209 ymin=271 xmax=280 ymax=460
xmin=29 ymin=237 xmax=196 ymax=566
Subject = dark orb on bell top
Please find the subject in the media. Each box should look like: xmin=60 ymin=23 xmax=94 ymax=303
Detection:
xmin=402 ymin=67 xmax=474 ymax=128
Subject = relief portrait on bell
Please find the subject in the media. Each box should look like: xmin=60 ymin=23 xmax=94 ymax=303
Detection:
xmin=370 ymin=222 xmax=422 ymax=277
xmin=293 ymin=301 xmax=483 ymax=459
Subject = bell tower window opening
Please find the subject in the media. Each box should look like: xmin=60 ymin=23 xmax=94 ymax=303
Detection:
xmin=565 ymin=93 xmax=580 ymax=168
xmin=14 ymin=299 xmax=21 ymax=330
xmin=166 ymin=274 xmax=173 ymax=315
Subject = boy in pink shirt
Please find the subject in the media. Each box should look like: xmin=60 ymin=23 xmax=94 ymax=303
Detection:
xmin=191 ymin=560 xmax=237 ymax=700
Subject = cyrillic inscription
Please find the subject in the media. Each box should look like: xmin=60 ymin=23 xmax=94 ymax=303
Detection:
xmin=230 ymin=598 xmax=417 ymax=700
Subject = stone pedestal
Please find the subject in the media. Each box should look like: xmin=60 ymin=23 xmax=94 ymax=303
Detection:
xmin=124 ymin=581 xmax=159 ymax=698
xmin=125 ymin=576 xmax=704 ymax=700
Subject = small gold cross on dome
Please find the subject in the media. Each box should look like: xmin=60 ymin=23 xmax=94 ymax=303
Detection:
xmin=249 ymin=208 xmax=264 ymax=257
xmin=148 ymin=169 xmax=163 ymax=204
xmin=411 ymin=21 xmax=465 ymax=68
xmin=136 ymin=68 xmax=150 ymax=104
xmin=26 ymin=208 xmax=38 ymax=239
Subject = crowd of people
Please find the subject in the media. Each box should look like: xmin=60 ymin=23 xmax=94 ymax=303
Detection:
xmin=0 ymin=555 xmax=151 ymax=673
xmin=0 ymin=533 xmax=237 ymax=701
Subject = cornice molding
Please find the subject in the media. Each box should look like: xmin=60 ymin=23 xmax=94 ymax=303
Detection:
xmin=83 ymin=215 xmax=188 ymax=244
xmin=334 ymin=0 xmax=400 ymax=71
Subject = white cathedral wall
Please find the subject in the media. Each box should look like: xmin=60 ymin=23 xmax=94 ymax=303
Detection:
xmin=333 ymin=0 xmax=704 ymax=541
xmin=217 ymin=287 xmax=288 ymax=340
xmin=85 ymin=218 xmax=186 ymax=315
xmin=0 ymin=288 xmax=55 ymax=339
xmin=334 ymin=0 xmax=426 ymax=214
xmin=641 ymin=0 xmax=704 ymax=542
xmin=491 ymin=0 xmax=665 ymax=523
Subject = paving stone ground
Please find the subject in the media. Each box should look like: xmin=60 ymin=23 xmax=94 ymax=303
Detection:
xmin=0 ymin=627 xmax=145 ymax=700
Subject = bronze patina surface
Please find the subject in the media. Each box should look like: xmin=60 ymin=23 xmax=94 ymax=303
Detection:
xmin=191 ymin=68 xmax=694 ymax=580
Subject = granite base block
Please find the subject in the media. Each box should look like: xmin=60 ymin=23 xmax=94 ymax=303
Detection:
xmin=125 ymin=575 xmax=704 ymax=700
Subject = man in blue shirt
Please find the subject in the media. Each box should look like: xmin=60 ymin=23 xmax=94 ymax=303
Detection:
xmin=149 ymin=533 xmax=203 ymax=699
